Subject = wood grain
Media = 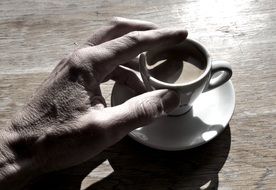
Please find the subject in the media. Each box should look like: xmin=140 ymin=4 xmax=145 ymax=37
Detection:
xmin=1 ymin=0 xmax=275 ymax=189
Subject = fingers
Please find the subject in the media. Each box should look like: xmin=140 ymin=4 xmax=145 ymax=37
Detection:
xmin=94 ymin=89 xmax=179 ymax=140
xmin=105 ymin=65 xmax=146 ymax=94
xmin=87 ymin=28 xmax=188 ymax=82
xmin=85 ymin=17 xmax=158 ymax=46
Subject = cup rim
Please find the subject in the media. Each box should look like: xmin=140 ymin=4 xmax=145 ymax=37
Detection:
xmin=146 ymin=38 xmax=211 ymax=87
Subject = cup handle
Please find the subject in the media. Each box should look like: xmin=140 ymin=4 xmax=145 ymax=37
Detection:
xmin=203 ymin=60 xmax=232 ymax=92
xmin=139 ymin=53 xmax=154 ymax=91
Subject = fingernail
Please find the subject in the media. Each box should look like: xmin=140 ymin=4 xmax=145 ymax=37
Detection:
xmin=161 ymin=90 xmax=180 ymax=114
xmin=177 ymin=29 xmax=188 ymax=38
xmin=171 ymin=29 xmax=188 ymax=44
xmin=172 ymin=28 xmax=188 ymax=40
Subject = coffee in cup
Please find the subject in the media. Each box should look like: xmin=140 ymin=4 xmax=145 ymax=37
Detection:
xmin=146 ymin=44 xmax=207 ymax=85
xmin=139 ymin=39 xmax=232 ymax=115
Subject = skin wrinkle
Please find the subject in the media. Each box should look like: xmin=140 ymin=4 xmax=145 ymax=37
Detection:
xmin=0 ymin=163 xmax=18 ymax=182
xmin=22 ymin=112 xmax=90 ymax=173
xmin=0 ymin=139 xmax=15 ymax=167
xmin=0 ymin=129 xmax=35 ymax=187
xmin=91 ymin=35 xmax=139 ymax=70
xmin=68 ymin=60 xmax=106 ymax=107
xmin=9 ymin=69 xmax=102 ymax=171
xmin=76 ymin=47 xmax=111 ymax=85
xmin=11 ymin=73 xmax=90 ymax=138
xmin=34 ymin=117 xmax=108 ymax=173
xmin=136 ymin=97 xmax=163 ymax=121
xmin=113 ymin=94 xmax=162 ymax=129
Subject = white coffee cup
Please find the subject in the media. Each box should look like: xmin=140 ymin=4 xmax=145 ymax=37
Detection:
xmin=139 ymin=39 xmax=232 ymax=115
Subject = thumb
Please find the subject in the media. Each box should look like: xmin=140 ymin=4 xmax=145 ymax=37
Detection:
xmin=105 ymin=89 xmax=180 ymax=134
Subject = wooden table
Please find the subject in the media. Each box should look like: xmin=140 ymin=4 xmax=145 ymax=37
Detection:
xmin=1 ymin=0 xmax=275 ymax=189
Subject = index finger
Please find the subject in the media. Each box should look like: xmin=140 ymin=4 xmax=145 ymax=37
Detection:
xmin=85 ymin=17 xmax=158 ymax=46
xmin=85 ymin=28 xmax=188 ymax=82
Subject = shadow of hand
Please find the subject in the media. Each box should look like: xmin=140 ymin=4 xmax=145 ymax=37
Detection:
xmin=87 ymin=125 xmax=231 ymax=190
xmin=25 ymin=126 xmax=230 ymax=190
xmin=23 ymin=152 xmax=108 ymax=190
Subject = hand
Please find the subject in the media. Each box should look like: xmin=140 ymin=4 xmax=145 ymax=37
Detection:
xmin=0 ymin=17 xmax=187 ymax=188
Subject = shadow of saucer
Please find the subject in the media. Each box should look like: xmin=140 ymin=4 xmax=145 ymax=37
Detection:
xmin=86 ymin=125 xmax=231 ymax=190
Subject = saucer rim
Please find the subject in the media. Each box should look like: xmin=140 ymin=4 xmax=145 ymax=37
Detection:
xmin=111 ymin=80 xmax=235 ymax=151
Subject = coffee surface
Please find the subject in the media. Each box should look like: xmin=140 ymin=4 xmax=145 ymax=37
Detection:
xmin=148 ymin=51 xmax=206 ymax=84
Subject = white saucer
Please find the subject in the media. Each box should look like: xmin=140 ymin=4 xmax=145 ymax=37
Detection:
xmin=111 ymin=80 xmax=235 ymax=151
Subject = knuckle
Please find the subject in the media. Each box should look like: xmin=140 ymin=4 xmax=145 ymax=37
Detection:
xmin=66 ymin=50 xmax=93 ymax=82
xmin=109 ymin=17 xmax=132 ymax=29
xmin=67 ymin=51 xmax=84 ymax=68
xmin=124 ymin=31 xmax=141 ymax=45
xmin=109 ymin=17 xmax=125 ymax=27
xmin=67 ymin=50 xmax=91 ymax=72
xmin=130 ymin=98 xmax=162 ymax=125
xmin=109 ymin=17 xmax=121 ymax=25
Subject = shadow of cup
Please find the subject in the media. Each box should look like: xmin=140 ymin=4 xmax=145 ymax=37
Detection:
xmin=88 ymin=125 xmax=231 ymax=190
